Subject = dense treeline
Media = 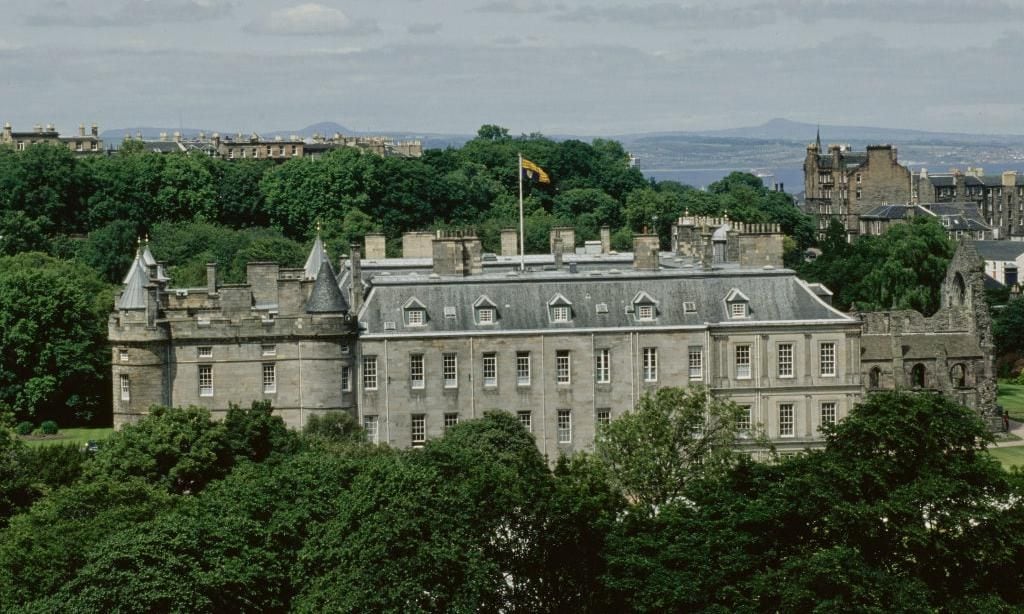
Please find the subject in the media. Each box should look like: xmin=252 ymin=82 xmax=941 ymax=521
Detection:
xmin=1 ymin=391 xmax=1022 ymax=611
xmin=0 ymin=125 xmax=815 ymax=272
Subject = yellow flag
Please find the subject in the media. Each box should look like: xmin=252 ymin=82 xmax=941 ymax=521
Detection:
xmin=521 ymin=157 xmax=550 ymax=184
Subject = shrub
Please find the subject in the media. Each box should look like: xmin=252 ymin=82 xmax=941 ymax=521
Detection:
xmin=303 ymin=412 xmax=364 ymax=443
xmin=39 ymin=421 xmax=58 ymax=435
xmin=15 ymin=422 xmax=33 ymax=436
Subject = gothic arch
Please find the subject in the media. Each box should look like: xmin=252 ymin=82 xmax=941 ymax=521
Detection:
xmin=949 ymin=363 xmax=968 ymax=388
xmin=911 ymin=363 xmax=926 ymax=389
xmin=952 ymin=272 xmax=967 ymax=307
xmin=869 ymin=367 xmax=881 ymax=389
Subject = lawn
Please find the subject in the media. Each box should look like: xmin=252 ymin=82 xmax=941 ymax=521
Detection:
xmin=19 ymin=427 xmax=114 ymax=448
xmin=989 ymin=446 xmax=1024 ymax=470
xmin=998 ymin=381 xmax=1024 ymax=422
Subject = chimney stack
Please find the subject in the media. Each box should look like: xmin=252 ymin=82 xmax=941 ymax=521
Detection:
xmin=633 ymin=234 xmax=660 ymax=271
xmin=349 ymin=243 xmax=363 ymax=314
xmin=553 ymin=236 xmax=563 ymax=268
xmin=600 ymin=226 xmax=611 ymax=254
xmin=365 ymin=233 xmax=386 ymax=260
xmin=206 ymin=262 xmax=218 ymax=295
xmin=79 ymin=123 xmax=85 ymax=137
xmin=91 ymin=123 xmax=98 ymax=137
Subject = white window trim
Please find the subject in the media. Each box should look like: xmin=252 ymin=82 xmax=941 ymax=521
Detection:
xmin=198 ymin=365 xmax=214 ymax=397
xmin=411 ymin=414 xmax=426 ymax=446
xmin=688 ymin=347 xmax=703 ymax=380
xmin=443 ymin=352 xmax=458 ymax=388
xmin=262 ymin=363 xmax=277 ymax=394
xmin=779 ymin=403 xmax=795 ymax=438
xmin=777 ymin=343 xmax=794 ymax=379
xmin=363 ymin=356 xmax=378 ymax=391
xmin=735 ymin=344 xmax=752 ymax=380
xmin=819 ymin=342 xmax=837 ymax=377
xmin=556 ymin=351 xmax=571 ymax=384
xmin=642 ymin=347 xmax=658 ymax=382
xmin=595 ymin=348 xmax=611 ymax=384
xmin=516 ymin=352 xmax=531 ymax=386
xmin=410 ymin=354 xmax=425 ymax=389
xmin=482 ymin=353 xmax=497 ymax=387
xmin=557 ymin=409 xmax=572 ymax=444
xmin=119 ymin=374 xmax=130 ymax=401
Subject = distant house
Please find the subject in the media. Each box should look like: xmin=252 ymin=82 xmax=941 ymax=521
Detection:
xmin=859 ymin=202 xmax=992 ymax=241
xmin=973 ymin=240 xmax=1024 ymax=286
xmin=913 ymin=168 xmax=1024 ymax=240
xmin=1 ymin=122 xmax=103 ymax=154
xmin=803 ymin=133 xmax=912 ymax=240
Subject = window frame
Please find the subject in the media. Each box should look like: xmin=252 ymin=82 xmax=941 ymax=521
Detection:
xmin=595 ymin=348 xmax=611 ymax=384
xmin=262 ymin=363 xmax=276 ymax=394
xmin=516 ymin=351 xmax=531 ymax=386
xmin=688 ymin=346 xmax=703 ymax=380
xmin=362 ymin=356 xmax=378 ymax=391
xmin=482 ymin=352 xmax=497 ymax=387
xmin=596 ymin=408 xmax=611 ymax=427
xmin=779 ymin=403 xmax=795 ymax=437
xmin=406 ymin=308 xmax=426 ymax=327
xmin=444 ymin=412 xmax=459 ymax=431
xmin=341 ymin=366 xmax=352 ymax=392
xmin=119 ymin=374 xmax=130 ymax=401
xmin=363 ymin=415 xmax=379 ymax=444
xmin=442 ymin=352 xmax=458 ymax=388
xmin=119 ymin=348 xmax=129 ymax=362
xmin=637 ymin=303 xmax=655 ymax=321
xmin=551 ymin=305 xmax=571 ymax=323
xmin=820 ymin=401 xmax=837 ymax=430
xmin=477 ymin=307 xmax=495 ymax=325
xmin=642 ymin=347 xmax=658 ymax=382
xmin=777 ymin=342 xmax=794 ymax=378
xmin=737 ymin=404 xmax=752 ymax=433
xmin=557 ymin=409 xmax=572 ymax=444
xmin=735 ymin=344 xmax=752 ymax=380
xmin=198 ymin=364 xmax=214 ymax=397
xmin=410 ymin=353 xmax=425 ymax=389
xmin=555 ymin=350 xmax=571 ymax=384
xmin=819 ymin=342 xmax=836 ymax=377
xmin=411 ymin=414 xmax=426 ymax=447
xmin=261 ymin=344 xmax=277 ymax=357
xmin=198 ymin=345 xmax=213 ymax=359
xmin=517 ymin=410 xmax=532 ymax=432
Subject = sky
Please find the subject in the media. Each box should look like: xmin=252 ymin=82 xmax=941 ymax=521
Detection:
xmin=2 ymin=0 xmax=1024 ymax=137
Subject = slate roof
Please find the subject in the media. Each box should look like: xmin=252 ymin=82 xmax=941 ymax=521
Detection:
xmin=140 ymin=245 xmax=170 ymax=281
xmin=860 ymin=204 xmax=924 ymax=220
xmin=303 ymin=235 xmax=331 ymax=280
xmin=973 ymin=240 xmax=1024 ymax=262
xmin=306 ymin=262 xmax=349 ymax=313
xmin=358 ymin=268 xmax=853 ymax=335
xmin=117 ymin=254 xmax=149 ymax=310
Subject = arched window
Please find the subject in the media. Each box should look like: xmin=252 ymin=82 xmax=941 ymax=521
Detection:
xmin=950 ymin=363 xmax=967 ymax=388
xmin=953 ymin=273 xmax=967 ymax=306
xmin=869 ymin=367 xmax=881 ymax=389
xmin=911 ymin=363 xmax=926 ymax=389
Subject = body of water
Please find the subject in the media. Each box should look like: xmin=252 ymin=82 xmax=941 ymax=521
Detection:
xmin=642 ymin=168 xmax=804 ymax=194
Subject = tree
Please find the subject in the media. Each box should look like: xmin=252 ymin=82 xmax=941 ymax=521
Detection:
xmin=476 ymin=124 xmax=510 ymax=141
xmin=84 ymin=405 xmax=234 ymax=494
xmin=0 ymin=253 xmax=111 ymax=423
xmin=303 ymin=411 xmax=364 ymax=444
xmin=799 ymin=217 xmax=954 ymax=314
xmin=595 ymin=386 xmax=744 ymax=511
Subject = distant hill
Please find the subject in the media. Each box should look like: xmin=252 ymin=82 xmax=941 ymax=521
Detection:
xmin=619 ymin=118 xmax=1024 ymax=146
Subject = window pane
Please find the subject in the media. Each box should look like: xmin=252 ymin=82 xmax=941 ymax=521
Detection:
xmin=411 ymin=414 xmax=426 ymax=446
xmin=557 ymin=409 xmax=572 ymax=443
xmin=517 ymin=352 xmax=531 ymax=386
xmin=363 ymin=356 xmax=378 ymax=390
xmin=595 ymin=349 xmax=610 ymax=383
xmin=779 ymin=404 xmax=794 ymax=437
xmin=688 ymin=347 xmax=703 ymax=379
xmin=482 ymin=353 xmax=497 ymax=387
xmin=556 ymin=351 xmax=571 ymax=384
xmin=443 ymin=353 xmax=458 ymax=388
xmin=820 ymin=342 xmax=836 ymax=376
xmin=778 ymin=343 xmax=793 ymax=377
xmin=735 ymin=345 xmax=751 ymax=379
xmin=410 ymin=354 xmax=425 ymax=389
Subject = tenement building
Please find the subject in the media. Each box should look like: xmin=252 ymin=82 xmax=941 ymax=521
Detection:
xmin=803 ymin=133 xmax=912 ymax=240
xmin=912 ymin=168 xmax=1024 ymax=239
xmin=110 ymin=221 xmax=997 ymax=457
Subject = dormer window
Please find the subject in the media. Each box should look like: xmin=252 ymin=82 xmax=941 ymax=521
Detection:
xmin=724 ymin=288 xmax=751 ymax=319
xmin=548 ymin=294 xmax=573 ymax=323
xmin=473 ymin=295 xmax=498 ymax=325
xmin=403 ymin=297 xmax=427 ymax=327
xmin=631 ymin=291 xmax=659 ymax=322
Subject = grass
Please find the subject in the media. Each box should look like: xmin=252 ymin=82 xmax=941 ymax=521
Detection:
xmin=19 ymin=427 xmax=114 ymax=448
xmin=998 ymin=381 xmax=1024 ymax=422
xmin=989 ymin=446 xmax=1024 ymax=471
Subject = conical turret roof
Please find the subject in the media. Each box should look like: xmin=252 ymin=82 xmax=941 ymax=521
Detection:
xmin=304 ymin=234 xmax=331 ymax=280
xmin=117 ymin=251 xmax=149 ymax=310
xmin=306 ymin=261 xmax=349 ymax=313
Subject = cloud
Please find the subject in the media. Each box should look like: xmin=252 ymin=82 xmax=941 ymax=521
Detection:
xmin=26 ymin=0 xmax=232 ymax=27
xmin=555 ymin=2 xmax=776 ymax=29
xmin=407 ymin=22 xmax=442 ymax=35
xmin=554 ymin=0 xmax=1024 ymax=30
xmin=245 ymin=3 xmax=379 ymax=35
xmin=474 ymin=1 xmax=560 ymax=14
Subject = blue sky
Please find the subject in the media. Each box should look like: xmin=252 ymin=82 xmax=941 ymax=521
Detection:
xmin=3 ymin=0 xmax=1024 ymax=136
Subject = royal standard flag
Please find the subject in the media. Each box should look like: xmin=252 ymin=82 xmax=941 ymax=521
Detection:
xmin=521 ymin=157 xmax=551 ymax=184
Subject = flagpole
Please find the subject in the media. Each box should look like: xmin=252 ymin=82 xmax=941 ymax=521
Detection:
xmin=518 ymin=152 xmax=525 ymax=271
